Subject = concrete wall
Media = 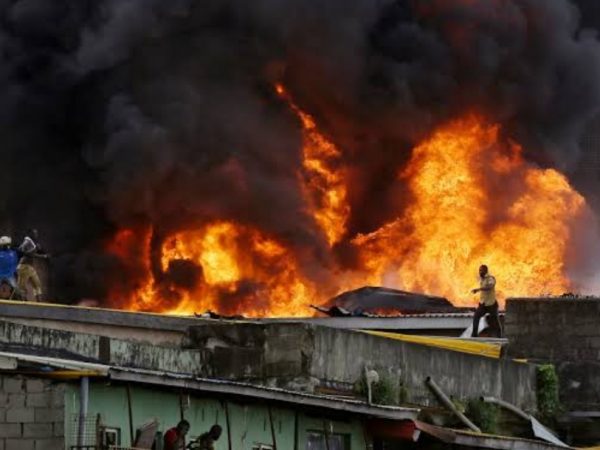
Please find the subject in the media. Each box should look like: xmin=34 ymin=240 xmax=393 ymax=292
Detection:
xmin=0 ymin=317 xmax=537 ymax=413
xmin=0 ymin=375 xmax=64 ymax=450
xmin=0 ymin=320 xmax=207 ymax=375
xmin=505 ymin=298 xmax=600 ymax=411
xmin=0 ymin=301 xmax=203 ymax=346
xmin=310 ymin=326 xmax=536 ymax=409
xmin=189 ymin=323 xmax=537 ymax=411
xmin=6 ymin=318 xmax=186 ymax=346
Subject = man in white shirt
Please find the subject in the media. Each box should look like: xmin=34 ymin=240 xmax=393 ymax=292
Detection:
xmin=17 ymin=229 xmax=47 ymax=302
xmin=470 ymin=264 xmax=501 ymax=337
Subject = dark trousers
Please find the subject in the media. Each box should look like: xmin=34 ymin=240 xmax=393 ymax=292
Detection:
xmin=471 ymin=302 xmax=501 ymax=337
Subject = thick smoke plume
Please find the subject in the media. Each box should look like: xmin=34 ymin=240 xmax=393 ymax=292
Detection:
xmin=1 ymin=0 xmax=599 ymax=303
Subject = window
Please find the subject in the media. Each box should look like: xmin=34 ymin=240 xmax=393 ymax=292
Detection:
xmin=306 ymin=432 xmax=349 ymax=450
xmin=100 ymin=426 xmax=121 ymax=449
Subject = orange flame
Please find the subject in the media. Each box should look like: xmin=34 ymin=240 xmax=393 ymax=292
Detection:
xmin=353 ymin=115 xmax=586 ymax=305
xmin=109 ymin=222 xmax=318 ymax=317
xmin=106 ymin=104 xmax=592 ymax=315
xmin=276 ymin=83 xmax=349 ymax=246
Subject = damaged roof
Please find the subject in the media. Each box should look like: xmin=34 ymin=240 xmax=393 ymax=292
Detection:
xmin=327 ymin=286 xmax=459 ymax=314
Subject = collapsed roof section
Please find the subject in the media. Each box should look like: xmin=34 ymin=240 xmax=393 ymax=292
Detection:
xmin=325 ymin=286 xmax=459 ymax=315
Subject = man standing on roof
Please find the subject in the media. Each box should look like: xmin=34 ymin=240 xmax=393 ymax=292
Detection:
xmin=470 ymin=264 xmax=501 ymax=338
xmin=0 ymin=236 xmax=19 ymax=298
xmin=164 ymin=420 xmax=190 ymax=450
xmin=17 ymin=228 xmax=48 ymax=302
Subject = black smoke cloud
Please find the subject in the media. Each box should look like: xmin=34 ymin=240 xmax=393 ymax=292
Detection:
xmin=0 ymin=0 xmax=599 ymax=303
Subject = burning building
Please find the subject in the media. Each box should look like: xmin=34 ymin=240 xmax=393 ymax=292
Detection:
xmin=1 ymin=0 xmax=600 ymax=316
xmin=2 ymin=296 xmax=600 ymax=448
xmin=5 ymin=2 xmax=600 ymax=449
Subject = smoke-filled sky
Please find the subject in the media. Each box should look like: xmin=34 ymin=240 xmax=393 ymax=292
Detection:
xmin=1 ymin=0 xmax=600 ymax=302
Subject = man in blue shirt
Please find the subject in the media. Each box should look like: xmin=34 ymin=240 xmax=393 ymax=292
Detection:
xmin=0 ymin=236 xmax=19 ymax=299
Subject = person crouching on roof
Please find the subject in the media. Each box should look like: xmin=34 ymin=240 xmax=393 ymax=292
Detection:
xmin=17 ymin=228 xmax=47 ymax=302
xmin=470 ymin=264 xmax=501 ymax=338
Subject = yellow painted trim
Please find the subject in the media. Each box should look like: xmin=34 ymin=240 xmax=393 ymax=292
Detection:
xmin=7 ymin=370 xmax=106 ymax=380
xmin=361 ymin=330 xmax=502 ymax=359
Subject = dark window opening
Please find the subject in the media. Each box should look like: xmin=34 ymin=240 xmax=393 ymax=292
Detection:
xmin=306 ymin=431 xmax=350 ymax=450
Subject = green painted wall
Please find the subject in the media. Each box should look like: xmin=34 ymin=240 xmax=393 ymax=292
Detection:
xmin=300 ymin=414 xmax=365 ymax=450
xmin=226 ymin=403 xmax=298 ymax=449
xmin=129 ymin=385 xmax=183 ymax=441
xmin=65 ymin=383 xmax=131 ymax=447
xmin=65 ymin=381 xmax=366 ymax=450
xmin=271 ymin=407 xmax=298 ymax=450
xmin=182 ymin=396 xmax=227 ymax=447
xmin=64 ymin=383 xmax=77 ymax=446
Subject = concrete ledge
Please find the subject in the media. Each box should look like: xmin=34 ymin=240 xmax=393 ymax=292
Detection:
xmin=189 ymin=322 xmax=537 ymax=410
xmin=0 ymin=300 xmax=212 ymax=331
xmin=263 ymin=315 xmax=476 ymax=332
xmin=0 ymin=301 xmax=225 ymax=345
xmin=0 ymin=320 xmax=207 ymax=375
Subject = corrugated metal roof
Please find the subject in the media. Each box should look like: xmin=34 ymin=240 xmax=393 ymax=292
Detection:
xmin=0 ymin=350 xmax=420 ymax=420
xmin=0 ymin=350 xmax=109 ymax=375
xmin=415 ymin=420 xmax=570 ymax=450
xmin=109 ymin=366 xmax=421 ymax=420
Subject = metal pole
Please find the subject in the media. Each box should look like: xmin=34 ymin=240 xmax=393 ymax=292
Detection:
xmin=126 ymin=384 xmax=134 ymax=445
xmin=425 ymin=377 xmax=481 ymax=433
xmin=293 ymin=411 xmax=299 ymax=450
xmin=322 ymin=420 xmax=330 ymax=450
xmin=481 ymin=396 xmax=568 ymax=447
xmin=268 ymin=406 xmax=278 ymax=450
xmin=481 ymin=396 xmax=530 ymax=421
xmin=224 ymin=401 xmax=232 ymax=450
xmin=77 ymin=376 xmax=90 ymax=446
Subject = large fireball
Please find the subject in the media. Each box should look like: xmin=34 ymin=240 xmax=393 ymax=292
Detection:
xmin=107 ymin=102 xmax=591 ymax=315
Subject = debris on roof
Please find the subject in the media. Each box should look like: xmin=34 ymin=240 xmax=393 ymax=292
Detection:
xmin=321 ymin=286 xmax=468 ymax=316
xmin=194 ymin=310 xmax=245 ymax=320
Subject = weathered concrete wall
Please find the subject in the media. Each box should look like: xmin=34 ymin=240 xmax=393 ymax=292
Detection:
xmin=505 ymin=298 xmax=600 ymax=411
xmin=0 ymin=320 xmax=207 ymax=375
xmin=189 ymin=323 xmax=314 ymax=383
xmin=0 ymin=301 xmax=202 ymax=346
xmin=189 ymin=323 xmax=537 ymax=410
xmin=0 ymin=317 xmax=537 ymax=411
xmin=6 ymin=318 xmax=186 ymax=346
xmin=0 ymin=375 xmax=64 ymax=450
xmin=310 ymin=326 xmax=536 ymax=409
